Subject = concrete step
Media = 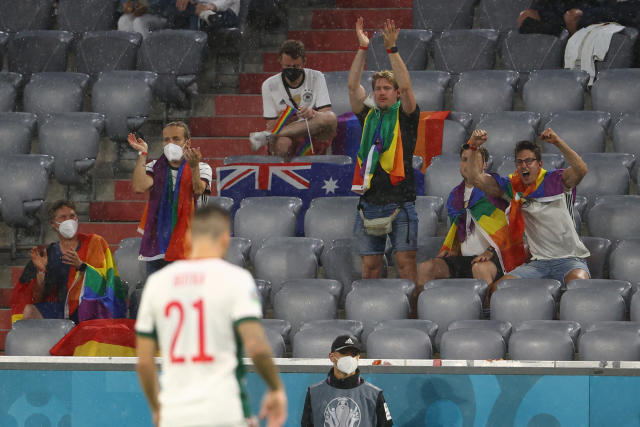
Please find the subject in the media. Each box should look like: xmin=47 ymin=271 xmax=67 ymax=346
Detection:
xmin=288 ymin=30 xmax=356 ymax=51
xmin=114 ymin=180 xmax=149 ymax=202
xmin=193 ymin=137 xmax=268 ymax=157
xmin=89 ymin=201 xmax=146 ymax=222
xmin=0 ymin=329 xmax=8 ymax=352
xmin=0 ymin=288 xmax=11 ymax=308
xmin=190 ymin=116 xmax=264 ymax=137
xmin=263 ymin=51 xmax=356 ymax=72
xmin=214 ymin=94 xmax=263 ymax=116
xmin=335 ymin=0 xmax=412 ymax=7
xmin=238 ymin=73 xmax=271 ymax=94
xmin=0 ymin=308 xmax=10 ymax=330
xmin=311 ymin=8 xmax=412 ymax=30
xmin=79 ymin=222 xmax=140 ymax=247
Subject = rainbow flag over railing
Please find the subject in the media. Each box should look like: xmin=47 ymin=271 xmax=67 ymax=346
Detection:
xmin=50 ymin=319 xmax=137 ymax=356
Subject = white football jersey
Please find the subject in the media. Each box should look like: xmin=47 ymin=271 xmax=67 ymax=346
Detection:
xmin=135 ymin=258 xmax=262 ymax=427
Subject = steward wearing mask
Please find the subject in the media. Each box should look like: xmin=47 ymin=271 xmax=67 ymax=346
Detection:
xmin=128 ymin=121 xmax=212 ymax=275
xmin=301 ymin=335 xmax=393 ymax=427
xmin=11 ymin=200 xmax=126 ymax=323
xmin=251 ymin=39 xmax=338 ymax=160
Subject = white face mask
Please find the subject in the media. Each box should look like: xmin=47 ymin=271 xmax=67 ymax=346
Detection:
xmin=57 ymin=219 xmax=78 ymax=239
xmin=164 ymin=143 xmax=184 ymax=162
xmin=336 ymin=355 xmax=358 ymax=375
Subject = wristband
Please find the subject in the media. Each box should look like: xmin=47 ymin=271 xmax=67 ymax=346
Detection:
xmin=386 ymin=46 xmax=398 ymax=54
xmin=138 ymin=151 xmax=147 ymax=156
xmin=359 ymin=45 xmax=368 ymax=51
xmin=462 ymin=143 xmax=477 ymax=151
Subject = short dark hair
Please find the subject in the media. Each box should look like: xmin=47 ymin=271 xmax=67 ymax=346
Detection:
xmin=190 ymin=205 xmax=231 ymax=241
xmin=48 ymin=200 xmax=76 ymax=221
xmin=515 ymin=140 xmax=541 ymax=161
xmin=279 ymin=40 xmax=306 ymax=61
xmin=460 ymin=145 xmax=490 ymax=163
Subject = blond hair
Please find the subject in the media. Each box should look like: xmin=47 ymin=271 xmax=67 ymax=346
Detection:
xmin=371 ymin=70 xmax=398 ymax=90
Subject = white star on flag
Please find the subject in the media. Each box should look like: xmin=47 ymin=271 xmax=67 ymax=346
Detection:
xmin=322 ymin=177 xmax=339 ymax=194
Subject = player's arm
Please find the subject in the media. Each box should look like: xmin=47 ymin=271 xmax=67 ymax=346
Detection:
xmin=136 ymin=335 xmax=160 ymax=426
xmin=128 ymin=133 xmax=154 ymax=193
xmin=383 ymin=19 xmax=416 ymax=114
xmin=468 ymin=130 xmax=505 ymax=198
xmin=348 ymin=17 xmax=369 ymax=114
xmin=540 ymin=128 xmax=588 ymax=189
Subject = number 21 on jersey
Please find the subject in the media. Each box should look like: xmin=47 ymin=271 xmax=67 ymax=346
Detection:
xmin=165 ymin=299 xmax=215 ymax=364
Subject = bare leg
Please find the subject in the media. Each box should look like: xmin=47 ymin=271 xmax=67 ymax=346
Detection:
xmin=564 ymin=9 xmax=584 ymax=35
xmin=22 ymin=304 xmax=44 ymax=319
xmin=414 ymin=257 xmax=450 ymax=318
xmin=471 ymin=261 xmax=498 ymax=286
xmin=362 ymin=254 xmax=384 ymax=279
xmin=269 ymin=135 xmax=295 ymax=160
xmin=277 ymin=111 xmax=337 ymax=141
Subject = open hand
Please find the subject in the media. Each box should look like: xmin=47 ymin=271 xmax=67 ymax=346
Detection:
xmin=469 ymin=129 xmax=488 ymax=148
xmin=30 ymin=246 xmax=48 ymax=272
xmin=259 ymin=389 xmax=287 ymax=427
xmin=62 ymin=248 xmax=83 ymax=269
xmin=127 ymin=133 xmax=148 ymax=153
xmin=381 ymin=19 xmax=399 ymax=49
xmin=184 ymin=146 xmax=202 ymax=169
xmin=540 ymin=128 xmax=561 ymax=145
xmin=356 ymin=17 xmax=369 ymax=48
xmin=471 ymin=249 xmax=493 ymax=264
xmin=297 ymin=105 xmax=316 ymax=120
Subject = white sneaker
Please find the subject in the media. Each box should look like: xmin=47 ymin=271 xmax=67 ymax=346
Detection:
xmin=249 ymin=131 xmax=272 ymax=151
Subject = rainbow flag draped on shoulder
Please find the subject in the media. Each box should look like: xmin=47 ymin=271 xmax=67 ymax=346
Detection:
xmin=442 ymin=179 xmax=526 ymax=273
xmin=352 ymin=101 xmax=405 ymax=194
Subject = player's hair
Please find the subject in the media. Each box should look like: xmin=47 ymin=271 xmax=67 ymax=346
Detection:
xmin=48 ymin=200 xmax=77 ymax=221
xmin=371 ymin=70 xmax=399 ymax=90
xmin=515 ymin=140 xmax=541 ymax=161
xmin=459 ymin=145 xmax=490 ymax=163
xmin=191 ymin=205 xmax=231 ymax=241
xmin=279 ymin=39 xmax=306 ymax=61
xmin=164 ymin=121 xmax=191 ymax=140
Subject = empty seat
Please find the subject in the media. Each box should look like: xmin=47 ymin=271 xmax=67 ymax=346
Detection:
xmin=522 ymin=69 xmax=589 ymax=113
xmin=345 ymin=287 xmax=409 ymax=342
xmin=452 ymin=70 xmax=519 ymax=119
xmin=367 ymin=328 xmax=432 ymax=359
xmin=372 ymin=319 xmax=438 ymax=346
xmin=579 ymin=329 xmax=640 ymax=361
xmin=613 ymin=114 xmax=640 ymax=179
xmin=293 ymin=320 xmax=363 ymax=358
xmin=417 ymin=237 xmax=446 ymax=263
xmin=0 ymin=0 xmax=55 ymax=32
xmin=609 ymin=239 xmax=640 ymax=285
xmin=583 ymin=321 xmax=640 ymax=336
xmin=91 ymin=70 xmax=157 ymax=142
xmin=137 ymin=29 xmax=208 ymax=109
xmin=592 ymin=69 xmax=640 ymax=114
xmin=594 ymin=28 xmax=639 ymax=74
xmin=424 ymin=278 xmax=489 ymax=305
xmin=8 ymin=30 xmax=74 ymax=75
xmin=206 ymin=195 xmax=235 ymax=211
xmin=75 ymin=31 xmax=142 ymax=77
xmin=273 ymin=287 xmax=337 ymax=338
xmin=447 ymin=319 xmax=512 ymax=343
xmin=496 ymin=278 xmax=562 ymax=301
xmin=509 ymin=329 xmax=574 ymax=361
xmin=631 ymin=294 xmax=640 ymax=322
xmin=440 ymin=119 xmax=469 ymax=155
xmin=264 ymin=327 xmax=286 ymax=358
xmin=38 ymin=112 xmax=104 ymax=185
xmin=262 ymin=318 xmax=292 ymax=342
xmin=474 ymin=114 xmax=538 ymax=160
xmin=0 ymin=112 xmax=37 ymax=155
xmin=542 ymin=111 xmax=611 ymax=154
xmin=324 ymin=71 xmax=356 ymax=117
xmin=433 ymin=30 xmax=500 ymax=74
xmin=440 ymin=328 xmax=505 ymax=360
xmin=409 ymin=71 xmax=451 ymax=111
xmin=299 ymin=319 xmax=364 ymax=340
xmin=290 ymin=155 xmax=352 ymax=165
xmin=352 ymin=279 xmax=415 ymax=301
xmin=5 ymin=319 xmax=75 ymax=356
xmin=580 ymin=237 xmax=611 ymax=280
xmin=581 ymin=152 xmax=636 ymax=173
xmin=588 ymin=196 xmax=640 ymax=240
xmin=0 ymin=72 xmax=22 ymax=112
xmin=574 ymin=195 xmax=588 ymax=216
xmin=255 ymin=279 xmax=271 ymax=313
xmin=475 ymin=0 xmax=534 ymax=31
xmin=424 ymin=155 xmax=464 ymax=218
xmin=0 ymin=31 xmax=7 ymax=64
xmin=491 ymin=286 xmax=555 ymax=326
xmin=114 ymin=237 xmax=147 ymax=297
xmin=576 ymin=160 xmax=630 ymax=207
xmin=417 ymin=195 xmax=444 ymax=217
xmin=280 ymin=279 xmax=342 ymax=302
xmin=501 ymin=31 xmax=568 ymax=74
xmin=23 ymin=72 xmax=90 ymax=120
xmin=415 ymin=197 xmax=438 ymax=244
xmin=304 ymin=196 xmax=359 ymax=244
xmin=224 ymin=237 xmax=251 ymax=268
xmin=413 ymin=0 xmax=475 ymax=31
xmin=560 ymin=289 xmax=626 ymax=325
xmin=567 ymin=279 xmax=632 ymax=308
xmin=367 ymin=29 xmax=432 ymax=70
xmin=57 ymin=0 xmax=118 ymax=33
xmin=253 ymin=238 xmax=319 ymax=291
xmin=514 ymin=320 xmax=581 ymax=345
xmin=223 ymin=154 xmax=284 ymax=164
xmin=240 ymin=196 xmax=303 ymax=215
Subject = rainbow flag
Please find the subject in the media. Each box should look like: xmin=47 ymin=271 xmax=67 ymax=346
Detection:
xmin=352 ymin=101 xmax=405 ymax=194
xmin=50 ymin=319 xmax=137 ymax=356
xmin=296 ymin=138 xmax=314 ymax=156
xmin=414 ymin=110 xmax=450 ymax=173
xmin=271 ymin=105 xmax=296 ymax=135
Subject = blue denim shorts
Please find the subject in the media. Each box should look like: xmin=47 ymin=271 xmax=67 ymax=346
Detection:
xmin=508 ymin=257 xmax=590 ymax=284
xmin=354 ymin=200 xmax=418 ymax=255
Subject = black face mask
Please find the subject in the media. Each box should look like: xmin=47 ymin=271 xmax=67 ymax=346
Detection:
xmin=282 ymin=67 xmax=303 ymax=82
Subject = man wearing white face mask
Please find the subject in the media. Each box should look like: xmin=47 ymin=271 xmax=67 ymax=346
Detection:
xmin=128 ymin=121 xmax=213 ymax=276
xmin=301 ymin=335 xmax=393 ymax=427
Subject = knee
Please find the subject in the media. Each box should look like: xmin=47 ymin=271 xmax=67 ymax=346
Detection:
xmin=362 ymin=258 xmax=383 ymax=278
xmin=22 ymin=304 xmax=40 ymax=319
xmin=564 ymin=268 xmax=589 ymax=283
xmin=417 ymin=260 xmax=436 ymax=283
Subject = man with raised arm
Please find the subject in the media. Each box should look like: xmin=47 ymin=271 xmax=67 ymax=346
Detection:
xmin=467 ymin=128 xmax=590 ymax=298
xmin=348 ymin=17 xmax=420 ymax=284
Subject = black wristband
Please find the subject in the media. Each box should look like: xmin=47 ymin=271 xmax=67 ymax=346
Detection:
xmin=78 ymin=262 xmax=87 ymax=272
xmin=386 ymin=46 xmax=398 ymax=54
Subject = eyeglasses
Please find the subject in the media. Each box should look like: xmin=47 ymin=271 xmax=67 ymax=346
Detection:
xmin=515 ymin=158 xmax=538 ymax=166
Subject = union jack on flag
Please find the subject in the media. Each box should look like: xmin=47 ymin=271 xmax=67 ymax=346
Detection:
xmin=216 ymin=163 xmax=312 ymax=195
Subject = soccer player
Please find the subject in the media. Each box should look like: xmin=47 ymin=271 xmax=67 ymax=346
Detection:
xmin=135 ymin=205 xmax=287 ymax=427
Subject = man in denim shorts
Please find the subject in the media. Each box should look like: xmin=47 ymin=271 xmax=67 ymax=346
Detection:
xmin=347 ymin=17 xmax=420 ymax=284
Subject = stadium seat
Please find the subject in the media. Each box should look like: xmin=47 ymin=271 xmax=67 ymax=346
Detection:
xmin=613 ymin=113 xmax=640 ymax=180
xmin=137 ymin=29 xmax=208 ymax=109
xmin=279 ymin=279 xmax=342 ymax=301
xmin=367 ymin=29 xmax=432 ymax=70
xmin=91 ymin=70 xmax=157 ymax=142
xmin=588 ymin=196 xmax=640 ymax=241
xmin=352 ymin=279 xmax=415 ymax=301
xmin=491 ymin=286 xmax=556 ymax=326
xmin=299 ymin=319 xmax=364 ymax=339
xmin=224 ymin=237 xmax=251 ymax=268
xmin=591 ymin=69 xmax=640 ymax=114
xmin=255 ymin=279 xmax=271 ymax=312
xmin=0 ymin=31 xmax=7 ymax=62
xmin=324 ymin=71 xmax=354 ymax=117
xmin=500 ymin=31 xmax=568 ymax=74
xmin=453 ymin=70 xmax=519 ymax=120
xmin=416 ymin=237 xmax=446 ymax=263
xmin=496 ymin=153 xmax=565 ymax=176
xmin=8 ymin=30 xmax=74 ymax=75
xmin=5 ymin=319 xmax=75 ymax=356
xmin=415 ymin=198 xmax=438 ymax=245
xmin=559 ymin=288 xmax=626 ymax=325
xmin=367 ymin=328 xmax=432 ymax=359
xmin=513 ymin=320 xmax=581 ymax=346
xmin=408 ymin=71 xmax=451 ymax=111
xmin=240 ymin=196 xmax=303 ymax=215
xmin=114 ymin=237 xmax=147 ymax=297
xmin=567 ymin=279 xmax=632 ymax=310
xmin=57 ymin=0 xmax=118 ymax=33
xmin=0 ymin=72 xmax=22 ymax=112
xmin=23 ymin=72 xmax=90 ymax=121
xmin=580 ymin=236 xmax=611 ymax=280
xmin=447 ymin=319 xmax=512 ymax=343
xmin=223 ymin=155 xmax=284 ymax=164
xmin=424 ymin=278 xmax=489 ymax=305
xmin=0 ymin=112 xmax=37 ymax=155
xmin=424 ymin=155 xmax=463 ymax=219
xmin=582 ymin=321 xmax=640 ymax=336
xmin=290 ymin=155 xmax=352 ymax=164
xmin=75 ymin=31 xmax=142 ymax=78
xmin=264 ymin=327 xmax=286 ymax=358
xmin=204 ymin=0 xmax=250 ymax=55
xmin=206 ymin=195 xmax=235 ymax=211
xmin=496 ymin=278 xmax=562 ymax=301
xmin=440 ymin=328 xmax=505 ymax=360
xmin=609 ymin=239 xmax=640 ymax=285
xmin=576 ymin=158 xmax=630 ymax=208
xmin=413 ymin=0 xmax=474 ymax=31
xmin=292 ymin=322 xmax=362 ymax=358
xmin=38 ymin=112 xmax=104 ymax=185
xmin=345 ymin=287 xmax=410 ymax=343
xmin=253 ymin=237 xmax=319 ymax=292
xmin=372 ymin=319 xmax=438 ymax=346
xmin=541 ymin=111 xmax=611 ymax=155
xmin=417 ymin=195 xmax=444 ymax=217
xmin=475 ymin=0 xmax=534 ymax=31
xmin=574 ymin=195 xmax=588 ymax=216
xmin=433 ymin=30 xmax=500 ymax=74
xmin=273 ymin=287 xmax=337 ymax=339
xmin=304 ymin=196 xmax=359 ymax=244
xmin=440 ymin=119 xmax=469 ymax=155
xmin=594 ymin=28 xmax=639 ymax=74
xmin=631 ymin=294 xmax=640 ymax=322
xmin=261 ymin=318 xmax=291 ymax=342
xmin=508 ymin=329 xmax=574 ymax=361
xmin=474 ymin=113 xmax=538 ymax=160
xmin=522 ymin=69 xmax=589 ymax=114
xmin=0 ymin=0 xmax=55 ymax=32
xmin=579 ymin=329 xmax=640 ymax=361
xmin=581 ymin=152 xmax=636 ymax=173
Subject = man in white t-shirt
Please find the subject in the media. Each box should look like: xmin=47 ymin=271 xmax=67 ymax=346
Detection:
xmin=136 ymin=205 xmax=287 ymax=427
xmin=250 ymin=39 xmax=337 ymax=160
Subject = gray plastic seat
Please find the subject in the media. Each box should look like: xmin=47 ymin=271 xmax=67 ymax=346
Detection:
xmin=424 ymin=155 xmax=464 ymax=219
xmin=581 ymin=152 xmax=636 ymax=173
xmin=225 ymin=237 xmax=251 ymax=268
xmin=631 ymin=294 xmax=640 ymax=322
xmin=588 ymin=196 xmax=640 ymax=241
xmin=417 ymin=237 xmax=446 ymax=263
xmin=496 ymin=278 xmax=562 ymax=301
xmin=293 ymin=321 xmax=363 ymax=358
xmin=501 ymin=30 xmax=568 ymax=74
xmin=75 ymin=31 xmax=142 ymax=77
xmin=253 ymin=238 xmax=319 ymax=291
xmin=264 ymin=327 xmax=285 ymax=358
xmin=592 ymin=69 xmax=640 ymax=114
xmin=415 ymin=197 xmax=438 ymax=244
xmin=223 ymin=155 xmax=284 ymax=164
xmin=574 ymin=195 xmax=588 ymax=217
xmin=542 ymin=111 xmax=610 ymax=155
xmin=57 ymin=0 xmax=118 ymax=33
xmin=0 ymin=31 xmax=7 ymax=65
xmin=0 ymin=0 xmax=55 ymax=32
xmin=410 ymin=71 xmax=451 ymax=111
xmin=24 ymin=72 xmax=90 ymax=120
xmin=440 ymin=119 xmax=469 ymax=155
xmin=205 ymin=0 xmax=250 ymax=54
xmin=509 ymin=329 xmax=574 ymax=361
xmin=577 ymin=159 xmax=630 ymax=208
xmin=255 ymin=279 xmax=271 ymax=314
xmin=299 ymin=320 xmax=363 ymax=340
xmin=594 ymin=28 xmax=639 ymax=74
xmin=352 ymin=279 xmax=415 ymax=302
xmin=567 ymin=279 xmax=632 ymax=309
xmin=91 ymin=70 xmax=157 ymax=142
xmin=304 ymin=196 xmax=359 ymax=244
xmin=367 ymin=328 xmax=432 ymax=359
xmin=273 ymin=287 xmax=337 ymax=338
xmin=440 ymin=328 xmax=505 ymax=360
xmin=417 ymin=195 xmax=444 ymax=217
xmin=582 ymin=321 xmax=640 ymax=337
xmin=433 ymin=29 xmax=499 ymax=74
xmin=453 ymin=70 xmax=519 ymax=119
xmin=279 ymin=279 xmax=342 ymax=302
xmin=579 ymin=329 xmax=640 ymax=361
xmin=413 ymin=0 xmax=475 ymax=31
xmin=523 ymin=69 xmax=589 ymax=114
xmin=0 ymin=72 xmax=22 ymax=112
xmin=367 ymin=29 xmax=432 ymax=71
xmin=114 ymin=237 xmax=147 ymax=297
xmin=207 ymin=195 xmax=235 ymax=211
xmin=447 ymin=319 xmax=512 ymax=343
xmin=0 ymin=112 xmax=37 ymax=155
xmin=240 ymin=196 xmax=303 ymax=215
xmin=0 ymin=154 xmax=53 ymax=227
xmin=38 ymin=112 xmax=104 ymax=185
xmin=424 ymin=278 xmax=489 ymax=305
xmin=560 ymin=289 xmax=626 ymax=324
xmin=613 ymin=114 xmax=640 ymax=180
xmin=324 ymin=71 xmax=355 ymax=117
xmin=609 ymin=239 xmax=640 ymax=287
xmin=514 ymin=320 xmax=581 ymax=346
xmin=345 ymin=287 xmax=409 ymax=343
xmin=474 ymin=114 xmax=538 ymax=160
xmin=137 ymin=29 xmax=208 ymax=109
xmin=580 ymin=237 xmax=611 ymax=280
xmin=290 ymin=155 xmax=352 ymax=165
xmin=8 ymin=30 xmax=74 ymax=75
xmin=261 ymin=318 xmax=291 ymax=341
xmin=5 ymin=319 xmax=75 ymax=356
xmin=491 ymin=286 xmax=556 ymax=326
xmin=372 ymin=319 xmax=438 ymax=347
xmin=475 ymin=0 xmax=534 ymax=31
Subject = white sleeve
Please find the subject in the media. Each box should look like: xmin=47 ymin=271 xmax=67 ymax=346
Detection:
xmin=198 ymin=162 xmax=213 ymax=184
xmin=135 ymin=279 xmax=157 ymax=338
xmin=314 ymin=72 xmax=332 ymax=110
xmin=262 ymin=78 xmax=279 ymax=120
xmin=230 ymin=271 xmax=263 ymax=323
xmin=145 ymin=160 xmax=156 ymax=175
